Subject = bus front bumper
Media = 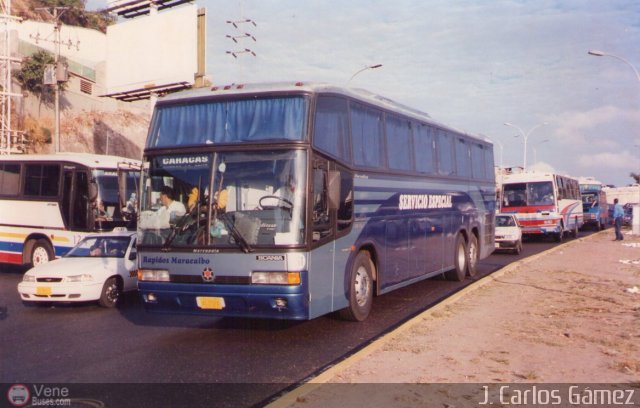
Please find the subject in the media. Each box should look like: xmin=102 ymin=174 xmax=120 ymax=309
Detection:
xmin=138 ymin=276 xmax=309 ymax=320
xmin=521 ymin=224 xmax=562 ymax=235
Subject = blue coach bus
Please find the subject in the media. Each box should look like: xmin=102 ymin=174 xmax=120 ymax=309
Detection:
xmin=579 ymin=177 xmax=609 ymax=230
xmin=136 ymin=82 xmax=496 ymax=321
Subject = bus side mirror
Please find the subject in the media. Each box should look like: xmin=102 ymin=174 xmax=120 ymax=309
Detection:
xmin=118 ymin=170 xmax=127 ymax=209
xmin=327 ymin=171 xmax=341 ymax=210
xmin=88 ymin=178 xmax=98 ymax=202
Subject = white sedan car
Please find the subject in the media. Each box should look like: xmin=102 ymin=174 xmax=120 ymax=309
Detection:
xmin=494 ymin=214 xmax=523 ymax=254
xmin=18 ymin=231 xmax=137 ymax=308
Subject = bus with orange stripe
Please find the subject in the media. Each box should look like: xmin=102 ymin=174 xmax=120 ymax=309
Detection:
xmin=500 ymin=171 xmax=583 ymax=242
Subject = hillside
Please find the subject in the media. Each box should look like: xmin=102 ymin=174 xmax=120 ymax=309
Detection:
xmin=12 ymin=0 xmax=113 ymax=33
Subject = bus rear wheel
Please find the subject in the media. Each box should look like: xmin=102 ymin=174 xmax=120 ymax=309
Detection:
xmin=25 ymin=239 xmax=54 ymax=268
xmin=339 ymin=251 xmax=374 ymax=322
xmin=466 ymin=234 xmax=479 ymax=278
xmin=445 ymin=233 xmax=467 ymax=282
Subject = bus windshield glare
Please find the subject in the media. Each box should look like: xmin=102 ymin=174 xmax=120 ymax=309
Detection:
xmin=139 ymin=149 xmax=306 ymax=249
xmin=502 ymin=181 xmax=554 ymax=207
xmin=147 ymin=96 xmax=308 ymax=148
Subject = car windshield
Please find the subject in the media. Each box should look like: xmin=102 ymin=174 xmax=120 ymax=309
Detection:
xmin=139 ymin=149 xmax=307 ymax=249
xmin=496 ymin=215 xmax=517 ymax=227
xmin=66 ymin=236 xmax=132 ymax=258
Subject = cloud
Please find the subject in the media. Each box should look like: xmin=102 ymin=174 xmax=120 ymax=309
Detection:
xmin=577 ymin=152 xmax=639 ymax=170
xmin=551 ymin=106 xmax=640 ymax=146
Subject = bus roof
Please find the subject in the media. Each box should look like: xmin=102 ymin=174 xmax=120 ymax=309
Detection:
xmin=157 ymin=81 xmax=491 ymax=145
xmin=0 ymin=152 xmax=140 ymax=169
xmin=501 ymin=171 xmax=576 ymax=183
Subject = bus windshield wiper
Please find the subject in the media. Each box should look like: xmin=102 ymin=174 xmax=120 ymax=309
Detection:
xmin=163 ymin=211 xmax=196 ymax=249
xmin=219 ymin=212 xmax=253 ymax=253
xmin=219 ymin=213 xmax=252 ymax=253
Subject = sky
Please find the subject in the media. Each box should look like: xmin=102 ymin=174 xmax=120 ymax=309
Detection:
xmin=90 ymin=0 xmax=640 ymax=186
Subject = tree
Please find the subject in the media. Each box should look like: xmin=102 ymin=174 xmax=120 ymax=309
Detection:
xmin=31 ymin=0 xmax=114 ymax=33
xmin=631 ymin=172 xmax=640 ymax=184
xmin=13 ymin=50 xmax=56 ymax=105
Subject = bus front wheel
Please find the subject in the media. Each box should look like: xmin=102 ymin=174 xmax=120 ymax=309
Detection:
xmin=25 ymin=239 xmax=54 ymax=268
xmin=339 ymin=251 xmax=374 ymax=322
xmin=445 ymin=233 xmax=467 ymax=282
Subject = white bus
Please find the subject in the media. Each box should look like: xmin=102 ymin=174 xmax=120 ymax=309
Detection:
xmin=0 ymin=153 xmax=140 ymax=267
xmin=500 ymin=171 xmax=583 ymax=242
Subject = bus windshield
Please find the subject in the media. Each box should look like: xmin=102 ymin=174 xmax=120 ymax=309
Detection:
xmin=147 ymin=96 xmax=308 ymax=148
xmin=502 ymin=181 xmax=554 ymax=208
xmin=93 ymin=170 xmax=140 ymax=228
xmin=139 ymin=149 xmax=307 ymax=249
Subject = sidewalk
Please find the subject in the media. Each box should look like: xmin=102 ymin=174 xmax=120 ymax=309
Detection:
xmin=271 ymin=230 xmax=640 ymax=407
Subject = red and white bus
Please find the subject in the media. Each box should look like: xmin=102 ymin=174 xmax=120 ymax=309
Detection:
xmin=500 ymin=172 xmax=583 ymax=242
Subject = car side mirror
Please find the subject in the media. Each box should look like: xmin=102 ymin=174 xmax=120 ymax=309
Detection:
xmin=128 ymin=252 xmax=137 ymax=261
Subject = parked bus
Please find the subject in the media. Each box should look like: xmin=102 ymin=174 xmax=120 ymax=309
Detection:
xmin=0 ymin=153 xmax=140 ymax=266
xmin=136 ymin=82 xmax=496 ymax=321
xmin=579 ymin=177 xmax=609 ymax=230
xmin=500 ymin=171 xmax=583 ymax=242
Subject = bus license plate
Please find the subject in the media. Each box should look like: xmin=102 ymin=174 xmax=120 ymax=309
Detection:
xmin=196 ymin=296 xmax=225 ymax=310
xmin=36 ymin=287 xmax=52 ymax=296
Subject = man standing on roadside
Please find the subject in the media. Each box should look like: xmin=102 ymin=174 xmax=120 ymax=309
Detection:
xmin=613 ymin=198 xmax=624 ymax=241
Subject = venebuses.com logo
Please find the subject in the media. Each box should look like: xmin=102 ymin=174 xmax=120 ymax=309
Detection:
xmin=6 ymin=384 xmax=30 ymax=407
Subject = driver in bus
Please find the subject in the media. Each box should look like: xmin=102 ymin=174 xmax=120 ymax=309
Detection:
xmin=158 ymin=186 xmax=186 ymax=224
xmin=274 ymin=175 xmax=296 ymax=205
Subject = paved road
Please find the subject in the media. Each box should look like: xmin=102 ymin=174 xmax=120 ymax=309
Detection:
xmin=0 ymin=232 xmax=590 ymax=407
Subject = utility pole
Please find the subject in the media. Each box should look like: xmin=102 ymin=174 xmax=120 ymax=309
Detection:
xmin=194 ymin=7 xmax=207 ymax=88
xmin=0 ymin=0 xmax=23 ymax=155
xmin=35 ymin=7 xmax=68 ymax=153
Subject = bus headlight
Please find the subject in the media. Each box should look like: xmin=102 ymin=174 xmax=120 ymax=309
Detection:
xmin=251 ymin=271 xmax=301 ymax=285
xmin=138 ymin=269 xmax=170 ymax=282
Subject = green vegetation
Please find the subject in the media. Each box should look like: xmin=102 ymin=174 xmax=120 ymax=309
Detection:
xmin=24 ymin=0 xmax=114 ymax=33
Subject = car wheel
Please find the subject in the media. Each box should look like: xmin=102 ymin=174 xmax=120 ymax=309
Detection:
xmin=25 ymin=239 xmax=54 ymax=267
xmin=466 ymin=234 xmax=479 ymax=277
xmin=514 ymin=240 xmax=522 ymax=255
xmin=445 ymin=233 xmax=467 ymax=282
xmin=339 ymin=251 xmax=374 ymax=322
xmin=98 ymin=277 xmax=121 ymax=308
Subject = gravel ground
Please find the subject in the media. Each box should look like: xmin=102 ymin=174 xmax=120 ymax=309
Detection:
xmin=272 ymin=229 xmax=640 ymax=408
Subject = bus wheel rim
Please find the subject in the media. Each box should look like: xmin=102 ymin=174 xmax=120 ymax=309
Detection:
xmin=33 ymin=247 xmax=49 ymax=265
xmin=354 ymin=265 xmax=370 ymax=307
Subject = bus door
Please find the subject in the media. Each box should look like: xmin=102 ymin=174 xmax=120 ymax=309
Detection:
xmin=61 ymin=168 xmax=91 ymax=231
xmin=308 ymin=158 xmax=353 ymax=317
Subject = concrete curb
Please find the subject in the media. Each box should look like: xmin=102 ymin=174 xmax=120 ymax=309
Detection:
xmin=266 ymin=231 xmax=606 ymax=408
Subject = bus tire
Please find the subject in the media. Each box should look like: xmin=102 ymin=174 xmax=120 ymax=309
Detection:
xmin=466 ymin=234 xmax=479 ymax=278
xmin=25 ymin=239 xmax=54 ymax=268
xmin=98 ymin=277 xmax=121 ymax=308
xmin=445 ymin=233 xmax=467 ymax=282
xmin=554 ymin=224 xmax=564 ymax=243
xmin=339 ymin=251 xmax=374 ymax=322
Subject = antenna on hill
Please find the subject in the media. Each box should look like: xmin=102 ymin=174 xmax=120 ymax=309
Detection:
xmin=225 ymin=18 xmax=257 ymax=59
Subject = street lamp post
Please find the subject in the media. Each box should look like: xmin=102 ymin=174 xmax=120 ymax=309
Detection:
xmin=503 ymin=122 xmax=547 ymax=171
xmin=347 ymin=64 xmax=383 ymax=85
xmin=589 ymin=49 xmax=640 ymax=235
xmin=533 ymin=139 xmax=549 ymax=165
